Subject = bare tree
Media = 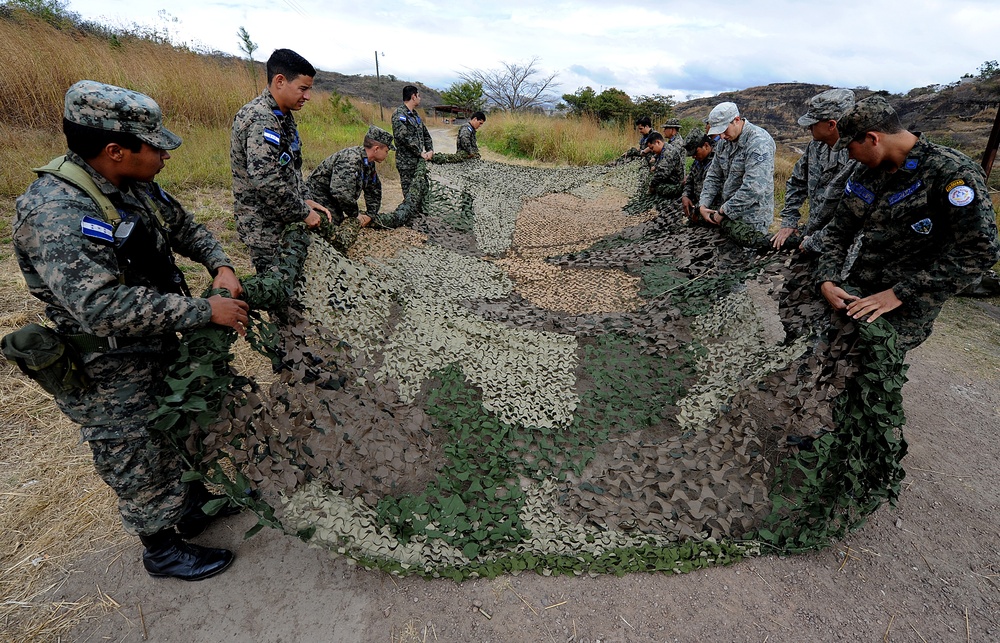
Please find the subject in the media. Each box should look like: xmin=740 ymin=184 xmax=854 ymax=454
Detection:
xmin=460 ymin=57 xmax=559 ymax=112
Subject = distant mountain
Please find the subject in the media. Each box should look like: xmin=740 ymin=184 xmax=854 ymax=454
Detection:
xmin=311 ymin=69 xmax=442 ymax=110
xmin=672 ymin=79 xmax=1000 ymax=158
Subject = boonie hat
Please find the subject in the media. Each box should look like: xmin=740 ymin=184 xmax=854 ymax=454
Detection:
xmin=706 ymin=102 xmax=739 ymax=136
xmin=366 ymin=125 xmax=395 ymax=151
xmin=64 ymin=80 xmax=181 ymax=150
xmin=833 ymin=95 xmax=897 ymax=151
xmin=798 ymin=88 xmax=856 ymax=127
xmin=661 ymin=119 xmax=681 ymax=129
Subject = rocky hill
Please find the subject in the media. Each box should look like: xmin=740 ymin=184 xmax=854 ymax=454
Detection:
xmin=311 ymin=70 xmax=442 ymax=110
xmin=672 ymin=78 xmax=1000 ymax=158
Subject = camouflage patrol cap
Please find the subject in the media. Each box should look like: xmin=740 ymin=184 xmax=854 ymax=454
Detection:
xmin=797 ymin=88 xmax=856 ymax=127
xmin=684 ymin=132 xmax=712 ymax=154
xmin=366 ymin=125 xmax=395 ymax=151
xmin=706 ymin=102 xmax=740 ymax=135
xmin=64 ymin=80 xmax=181 ymax=150
xmin=833 ymin=95 xmax=897 ymax=151
xmin=661 ymin=119 xmax=681 ymax=129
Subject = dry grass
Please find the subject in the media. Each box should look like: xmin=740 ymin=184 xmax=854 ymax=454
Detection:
xmin=478 ymin=112 xmax=634 ymax=165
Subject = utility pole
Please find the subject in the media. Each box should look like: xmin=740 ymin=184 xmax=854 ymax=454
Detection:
xmin=375 ymin=51 xmax=384 ymax=122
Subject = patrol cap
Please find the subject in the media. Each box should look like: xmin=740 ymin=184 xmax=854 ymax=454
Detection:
xmin=706 ymin=102 xmax=739 ymax=136
xmin=684 ymin=132 xmax=712 ymax=154
xmin=64 ymin=80 xmax=181 ymax=150
xmin=661 ymin=119 xmax=681 ymax=129
xmin=797 ymin=88 xmax=856 ymax=127
xmin=833 ymin=95 xmax=897 ymax=151
xmin=366 ymin=125 xmax=395 ymax=150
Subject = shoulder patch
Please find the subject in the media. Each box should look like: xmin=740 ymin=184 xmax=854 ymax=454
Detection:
xmin=946 ymin=179 xmax=965 ymax=191
xmin=263 ymin=128 xmax=281 ymax=146
xmin=845 ymin=179 xmax=875 ymax=205
xmin=903 ymin=158 xmax=918 ymax=170
xmin=888 ymin=180 xmax=923 ymax=206
xmin=398 ymin=115 xmax=407 ymax=122
xmin=948 ymin=185 xmax=975 ymax=207
xmin=278 ymin=152 xmax=292 ymax=166
xmin=910 ymin=218 xmax=933 ymax=235
xmin=81 ymin=215 xmax=114 ymax=243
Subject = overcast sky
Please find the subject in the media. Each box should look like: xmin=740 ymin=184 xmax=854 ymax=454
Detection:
xmin=68 ymin=0 xmax=998 ymax=102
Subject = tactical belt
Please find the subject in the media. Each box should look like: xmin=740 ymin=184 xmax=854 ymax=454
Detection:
xmin=65 ymin=333 xmax=145 ymax=353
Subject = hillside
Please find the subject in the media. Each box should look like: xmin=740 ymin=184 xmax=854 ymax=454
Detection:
xmin=312 ymin=69 xmax=442 ymax=110
xmin=672 ymin=78 xmax=1000 ymax=158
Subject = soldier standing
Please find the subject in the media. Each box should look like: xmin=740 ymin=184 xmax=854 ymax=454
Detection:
xmin=817 ymin=95 xmax=1000 ymax=351
xmin=9 ymin=81 xmax=250 ymax=580
xmin=391 ymin=85 xmax=435 ymax=195
xmin=457 ymin=111 xmax=486 ymax=159
xmin=698 ymin=102 xmax=776 ymax=233
xmin=307 ymin=126 xmax=394 ymax=228
xmin=231 ymin=48 xmax=331 ymax=273
xmin=772 ymin=89 xmax=859 ymax=252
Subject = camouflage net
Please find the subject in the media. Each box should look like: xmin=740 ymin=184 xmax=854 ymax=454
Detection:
xmin=154 ymin=158 xmax=909 ymax=579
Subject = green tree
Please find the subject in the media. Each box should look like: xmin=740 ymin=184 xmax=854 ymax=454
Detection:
xmin=236 ymin=26 xmax=259 ymax=91
xmin=593 ymin=88 xmax=633 ymax=123
xmin=978 ymin=60 xmax=1000 ymax=80
xmin=441 ymin=80 xmax=486 ymax=114
xmin=562 ymin=86 xmax=598 ymax=116
xmin=632 ymin=94 xmax=675 ymax=124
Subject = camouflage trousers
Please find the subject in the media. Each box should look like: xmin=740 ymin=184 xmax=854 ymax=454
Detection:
xmin=54 ymin=352 xmax=189 ymax=536
xmin=396 ymin=155 xmax=422 ymax=196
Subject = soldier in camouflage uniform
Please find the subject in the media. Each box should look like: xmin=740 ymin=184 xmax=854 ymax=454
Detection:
xmin=12 ymin=81 xmax=251 ymax=580
xmin=392 ymin=85 xmax=435 ymax=195
xmin=231 ymin=49 xmax=331 ymax=273
xmin=681 ymin=133 xmax=717 ymax=221
xmin=772 ymin=89 xmax=859 ymax=252
xmin=645 ymin=132 xmax=685 ymax=200
xmin=698 ymin=102 xmax=775 ymax=233
xmin=817 ymin=95 xmax=1000 ymax=351
xmin=306 ymin=126 xmax=394 ymax=250
xmin=456 ymin=111 xmax=486 ymax=159
xmin=661 ymin=118 xmax=687 ymax=167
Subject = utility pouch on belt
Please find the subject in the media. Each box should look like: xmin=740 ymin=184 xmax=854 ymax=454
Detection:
xmin=1 ymin=323 xmax=89 ymax=396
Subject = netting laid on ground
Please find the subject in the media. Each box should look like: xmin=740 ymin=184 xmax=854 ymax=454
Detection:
xmin=154 ymin=158 xmax=908 ymax=579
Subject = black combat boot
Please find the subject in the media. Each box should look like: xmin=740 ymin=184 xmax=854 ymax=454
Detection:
xmin=140 ymin=528 xmax=234 ymax=581
xmin=175 ymin=481 xmax=243 ymax=539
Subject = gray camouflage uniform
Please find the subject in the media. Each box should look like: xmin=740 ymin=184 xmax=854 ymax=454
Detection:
xmin=780 ymin=140 xmax=859 ymax=254
xmin=683 ymin=150 xmax=718 ymax=209
xmin=13 ymin=151 xmax=233 ymax=536
xmin=817 ymin=134 xmax=1000 ymax=350
xmin=648 ymin=144 xmax=685 ymax=200
xmin=457 ymin=122 xmax=480 ymax=159
xmin=306 ymin=146 xmax=382 ymax=223
xmin=231 ymin=89 xmax=311 ymax=273
xmin=699 ymin=120 xmax=775 ymax=232
xmin=392 ymin=104 xmax=434 ymax=195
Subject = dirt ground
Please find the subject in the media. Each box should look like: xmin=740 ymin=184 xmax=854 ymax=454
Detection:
xmin=4 ymin=127 xmax=999 ymax=642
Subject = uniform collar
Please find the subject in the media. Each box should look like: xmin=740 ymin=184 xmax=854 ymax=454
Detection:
xmin=65 ymin=150 xmax=124 ymax=199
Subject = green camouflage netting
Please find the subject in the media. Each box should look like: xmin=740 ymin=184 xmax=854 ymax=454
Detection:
xmin=154 ymin=158 xmax=908 ymax=579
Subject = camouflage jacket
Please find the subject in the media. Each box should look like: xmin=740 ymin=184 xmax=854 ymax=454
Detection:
xmin=457 ymin=123 xmax=480 ymax=159
xmin=699 ymin=120 xmax=775 ymax=232
xmin=667 ymin=133 xmax=687 ymax=168
xmin=391 ymin=104 xmax=434 ymax=162
xmin=779 ymin=140 xmax=859 ymax=252
xmin=13 ymin=152 xmax=230 ymax=350
xmin=231 ymin=88 xmax=311 ymax=257
xmin=648 ymin=144 xmax=685 ymax=199
xmin=683 ymin=151 xmax=717 ymax=207
xmin=306 ymin=146 xmax=382 ymax=223
xmin=816 ymin=136 xmax=1000 ymax=347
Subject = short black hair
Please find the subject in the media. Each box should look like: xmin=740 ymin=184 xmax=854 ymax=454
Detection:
xmin=645 ymin=132 xmax=664 ymax=144
xmin=63 ymin=118 xmax=143 ymax=160
xmin=266 ymin=49 xmax=315 ymax=84
xmin=634 ymin=116 xmax=652 ymax=128
xmin=403 ymin=85 xmax=419 ymax=101
xmin=471 ymin=111 xmax=486 ymax=121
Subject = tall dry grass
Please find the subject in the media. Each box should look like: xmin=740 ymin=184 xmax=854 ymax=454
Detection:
xmin=479 ymin=112 xmax=635 ymax=165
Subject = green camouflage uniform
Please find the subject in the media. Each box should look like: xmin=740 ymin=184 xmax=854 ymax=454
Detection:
xmin=699 ymin=120 xmax=775 ymax=233
xmin=780 ymin=141 xmax=859 ymax=253
xmin=231 ymin=89 xmax=311 ymax=273
xmin=391 ymin=104 xmax=434 ymax=195
xmin=683 ymin=150 xmax=717 ymax=209
xmin=817 ymin=135 xmax=1000 ymax=350
xmin=648 ymin=143 xmax=685 ymax=200
xmin=666 ymin=133 xmax=687 ymax=169
xmin=456 ymin=122 xmax=480 ymax=159
xmin=306 ymin=146 xmax=382 ymax=222
xmin=13 ymin=152 xmax=233 ymax=536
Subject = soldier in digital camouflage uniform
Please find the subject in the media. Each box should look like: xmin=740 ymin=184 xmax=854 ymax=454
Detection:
xmin=772 ymin=89 xmax=859 ymax=252
xmin=12 ymin=81 xmax=251 ymax=580
xmin=457 ymin=111 xmax=486 ymax=159
xmin=392 ymin=85 xmax=435 ymax=195
xmin=645 ymin=132 xmax=685 ymax=200
xmin=662 ymin=118 xmax=687 ymax=167
xmin=231 ymin=49 xmax=331 ymax=273
xmin=306 ymin=126 xmax=394 ymax=250
xmin=817 ymin=95 xmax=1000 ymax=351
xmin=681 ymin=132 xmax=717 ymax=222
xmin=698 ymin=102 xmax=776 ymax=234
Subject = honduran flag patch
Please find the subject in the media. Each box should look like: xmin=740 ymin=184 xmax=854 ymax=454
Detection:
xmin=81 ymin=215 xmax=114 ymax=243
xmin=263 ymin=128 xmax=281 ymax=146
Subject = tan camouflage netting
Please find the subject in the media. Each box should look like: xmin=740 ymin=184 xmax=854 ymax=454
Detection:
xmin=171 ymin=158 xmax=907 ymax=578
